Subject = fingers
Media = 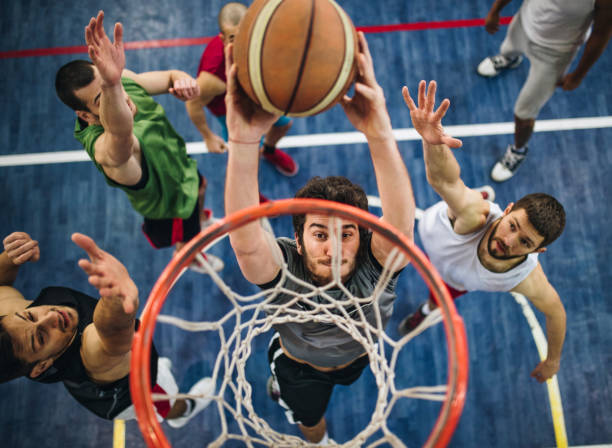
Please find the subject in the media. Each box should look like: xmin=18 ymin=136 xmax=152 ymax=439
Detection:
xmin=402 ymin=86 xmax=416 ymax=111
xmin=3 ymin=231 xmax=31 ymax=247
xmin=170 ymin=78 xmax=200 ymax=101
xmin=442 ymin=135 xmax=463 ymax=149
xmin=417 ymin=80 xmax=426 ymax=110
xmin=433 ymin=97 xmax=450 ymax=121
xmin=114 ymin=22 xmax=123 ymax=47
xmin=425 ymin=80 xmax=437 ymax=113
xmin=72 ymin=232 xmax=101 ymax=262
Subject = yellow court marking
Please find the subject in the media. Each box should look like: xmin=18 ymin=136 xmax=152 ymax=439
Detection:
xmin=512 ymin=293 xmax=568 ymax=448
xmin=113 ymin=419 xmax=126 ymax=448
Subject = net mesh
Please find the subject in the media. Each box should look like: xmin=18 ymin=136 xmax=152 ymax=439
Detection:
xmin=131 ymin=199 xmax=468 ymax=448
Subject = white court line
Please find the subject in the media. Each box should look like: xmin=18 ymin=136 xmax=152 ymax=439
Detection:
xmin=1 ymin=116 xmax=611 ymax=167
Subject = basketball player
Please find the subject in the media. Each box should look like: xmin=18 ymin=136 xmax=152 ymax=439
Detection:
xmin=477 ymin=0 xmax=612 ymax=182
xmin=55 ymin=11 xmax=222 ymax=272
xmin=224 ymin=33 xmax=416 ymax=444
xmin=186 ymin=2 xmax=298 ymax=177
xmin=0 ymin=232 xmax=212 ymax=426
xmin=398 ymin=80 xmax=566 ymax=382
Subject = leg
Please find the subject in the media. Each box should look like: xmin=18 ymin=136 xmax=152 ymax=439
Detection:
xmin=514 ymin=114 xmax=535 ymax=149
xmin=261 ymin=117 xmax=298 ymax=176
xmin=299 ymin=417 xmax=327 ymax=443
xmin=263 ymin=119 xmax=292 ymax=148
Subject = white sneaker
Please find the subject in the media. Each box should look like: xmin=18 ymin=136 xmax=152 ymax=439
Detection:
xmin=167 ymin=377 xmax=214 ymax=428
xmin=477 ymin=54 xmax=523 ymax=77
xmin=474 ymin=185 xmax=495 ymax=202
xmin=490 ymin=144 xmax=528 ymax=182
xmin=200 ymin=208 xmax=221 ymax=230
xmin=188 ymin=250 xmax=224 ymax=274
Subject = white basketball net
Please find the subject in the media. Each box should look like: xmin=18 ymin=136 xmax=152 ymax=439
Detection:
xmin=151 ymin=216 xmax=447 ymax=447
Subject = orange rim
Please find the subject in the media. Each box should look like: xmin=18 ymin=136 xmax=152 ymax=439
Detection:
xmin=130 ymin=198 xmax=468 ymax=447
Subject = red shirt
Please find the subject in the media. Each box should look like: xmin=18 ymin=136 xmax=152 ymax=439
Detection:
xmin=196 ymin=35 xmax=227 ymax=117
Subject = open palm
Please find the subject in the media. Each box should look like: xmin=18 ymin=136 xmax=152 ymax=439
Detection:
xmin=85 ymin=10 xmax=125 ymax=86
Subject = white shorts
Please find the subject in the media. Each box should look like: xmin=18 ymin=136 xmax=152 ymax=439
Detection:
xmin=113 ymin=357 xmax=178 ymax=421
xmin=500 ymin=10 xmax=579 ymax=119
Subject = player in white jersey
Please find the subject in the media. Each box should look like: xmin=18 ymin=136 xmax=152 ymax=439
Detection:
xmin=476 ymin=0 xmax=612 ymax=181
xmin=399 ymin=80 xmax=567 ymax=382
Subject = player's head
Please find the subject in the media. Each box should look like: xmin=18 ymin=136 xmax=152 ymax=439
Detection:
xmin=0 ymin=305 xmax=78 ymax=383
xmin=218 ymin=2 xmax=247 ymax=45
xmin=292 ymin=176 xmax=369 ymax=284
xmin=55 ymin=60 xmax=137 ymax=125
xmin=487 ymin=193 xmax=565 ymax=259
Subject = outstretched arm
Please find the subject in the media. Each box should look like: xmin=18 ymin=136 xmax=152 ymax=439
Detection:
xmin=85 ymin=10 xmax=141 ymax=185
xmin=123 ymin=69 xmax=200 ymax=101
xmin=512 ymin=264 xmax=566 ymax=382
xmin=186 ymin=71 xmax=229 ymax=153
xmin=340 ymin=32 xmax=414 ymax=269
xmin=557 ymin=0 xmax=612 ymax=90
xmin=224 ymin=44 xmax=281 ymax=284
xmin=403 ymin=81 xmax=489 ymax=235
xmin=72 ymin=233 xmax=138 ymax=380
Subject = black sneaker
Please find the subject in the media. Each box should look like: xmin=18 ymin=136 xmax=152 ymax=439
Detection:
xmin=490 ymin=144 xmax=528 ymax=182
xmin=477 ymin=54 xmax=523 ymax=77
xmin=267 ymin=376 xmax=280 ymax=402
xmin=398 ymin=303 xmax=428 ymax=336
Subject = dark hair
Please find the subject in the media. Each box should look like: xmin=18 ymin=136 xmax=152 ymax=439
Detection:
xmin=292 ymin=176 xmax=369 ymax=251
xmin=0 ymin=315 xmax=36 ymax=383
xmin=55 ymin=60 xmax=95 ymax=111
xmin=512 ymin=193 xmax=566 ymax=247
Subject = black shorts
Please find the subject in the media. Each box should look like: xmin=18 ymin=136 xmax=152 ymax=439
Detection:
xmin=267 ymin=333 xmax=370 ymax=427
xmin=141 ymin=174 xmax=203 ymax=249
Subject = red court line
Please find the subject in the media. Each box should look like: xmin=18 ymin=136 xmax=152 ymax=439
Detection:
xmin=0 ymin=17 xmax=511 ymax=60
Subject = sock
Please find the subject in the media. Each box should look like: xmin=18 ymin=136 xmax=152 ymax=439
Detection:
xmin=421 ymin=302 xmax=431 ymax=315
xmin=317 ymin=432 xmax=330 ymax=446
xmin=263 ymin=144 xmax=275 ymax=154
xmin=512 ymin=144 xmax=528 ymax=154
xmin=182 ymin=398 xmax=195 ymax=417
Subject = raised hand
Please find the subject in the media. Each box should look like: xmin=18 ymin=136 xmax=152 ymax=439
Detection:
xmin=224 ymin=43 xmax=279 ymax=144
xmin=72 ymin=233 xmax=138 ymax=315
xmin=84 ymin=10 xmax=125 ymax=87
xmin=530 ymin=358 xmax=560 ymax=383
xmin=402 ymin=80 xmax=462 ymax=149
xmin=340 ymin=32 xmax=393 ymax=140
xmin=2 ymin=232 xmax=40 ymax=265
xmin=169 ymin=77 xmax=201 ymax=101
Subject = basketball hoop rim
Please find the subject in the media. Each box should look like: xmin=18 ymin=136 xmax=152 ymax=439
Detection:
xmin=130 ymin=198 xmax=468 ymax=448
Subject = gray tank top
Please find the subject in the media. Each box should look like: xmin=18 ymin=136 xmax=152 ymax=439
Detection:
xmin=259 ymin=233 xmax=399 ymax=368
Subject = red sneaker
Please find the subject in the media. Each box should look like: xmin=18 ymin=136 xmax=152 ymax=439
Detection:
xmin=262 ymin=148 xmax=299 ymax=176
xmin=397 ymin=303 xmax=428 ymax=336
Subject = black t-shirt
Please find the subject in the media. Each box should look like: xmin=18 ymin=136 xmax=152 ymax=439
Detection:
xmin=27 ymin=286 xmax=158 ymax=420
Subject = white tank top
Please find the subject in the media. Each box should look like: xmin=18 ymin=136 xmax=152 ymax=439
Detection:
xmin=520 ymin=0 xmax=595 ymax=52
xmin=418 ymin=201 xmax=538 ymax=292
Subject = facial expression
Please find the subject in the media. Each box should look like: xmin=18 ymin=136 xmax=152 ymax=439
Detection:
xmin=2 ymin=305 xmax=79 ymax=375
xmin=220 ymin=23 xmax=240 ymax=45
xmin=487 ymin=207 xmax=545 ymax=260
xmin=74 ymin=66 xmax=137 ymax=124
xmin=296 ymin=214 xmax=361 ymax=285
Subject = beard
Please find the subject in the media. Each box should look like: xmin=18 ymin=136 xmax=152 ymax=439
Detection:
xmin=486 ymin=219 xmax=524 ymax=261
xmin=301 ymin=246 xmax=357 ymax=286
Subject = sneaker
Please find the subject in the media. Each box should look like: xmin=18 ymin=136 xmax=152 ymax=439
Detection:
xmin=189 ymin=250 xmax=224 ymax=274
xmin=262 ymin=148 xmax=299 ymax=176
xmin=398 ymin=303 xmax=428 ymax=336
xmin=475 ymin=185 xmax=495 ymax=201
xmin=266 ymin=376 xmax=280 ymax=402
xmin=490 ymin=144 xmax=528 ymax=182
xmin=167 ymin=377 xmax=214 ymax=428
xmin=200 ymin=208 xmax=220 ymax=230
xmin=477 ymin=54 xmax=523 ymax=77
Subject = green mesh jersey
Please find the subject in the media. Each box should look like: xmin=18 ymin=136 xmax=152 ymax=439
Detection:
xmin=74 ymin=77 xmax=198 ymax=219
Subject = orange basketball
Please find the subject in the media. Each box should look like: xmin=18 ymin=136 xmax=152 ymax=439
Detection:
xmin=233 ymin=0 xmax=358 ymax=117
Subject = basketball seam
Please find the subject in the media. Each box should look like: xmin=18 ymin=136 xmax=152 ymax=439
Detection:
xmin=283 ymin=0 xmax=316 ymax=115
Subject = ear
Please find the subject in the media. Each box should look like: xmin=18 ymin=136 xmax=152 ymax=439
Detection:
xmin=75 ymin=110 xmax=97 ymax=125
xmin=29 ymin=358 xmax=54 ymax=378
xmin=503 ymin=202 xmax=515 ymax=215
xmin=534 ymin=247 xmax=547 ymax=254
xmin=294 ymin=232 xmax=303 ymax=255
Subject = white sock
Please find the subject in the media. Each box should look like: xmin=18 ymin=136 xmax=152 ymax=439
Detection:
xmin=422 ymin=302 xmax=431 ymax=315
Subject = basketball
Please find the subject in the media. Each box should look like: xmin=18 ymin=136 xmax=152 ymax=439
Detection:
xmin=233 ymin=0 xmax=358 ymax=117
